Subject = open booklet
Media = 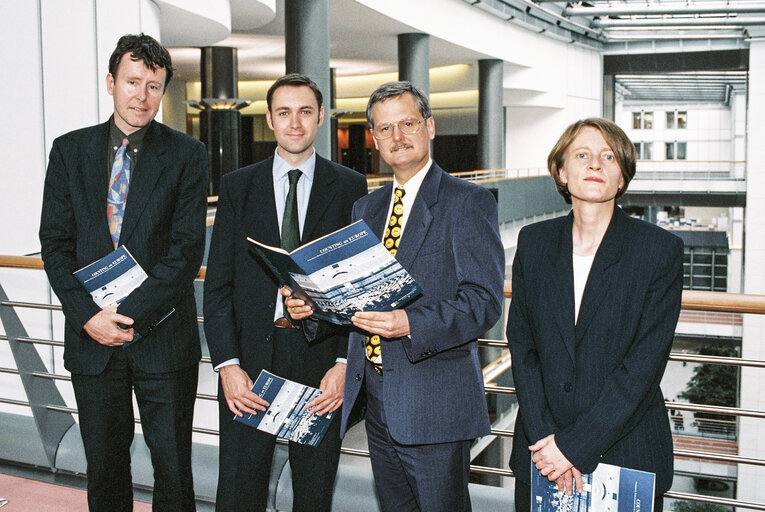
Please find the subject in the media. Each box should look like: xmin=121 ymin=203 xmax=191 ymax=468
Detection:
xmin=72 ymin=245 xmax=174 ymax=343
xmin=234 ymin=370 xmax=333 ymax=447
xmin=247 ymin=219 xmax=422 ymax=325
xmin=531 ymin=456 xmax=655 ymax=512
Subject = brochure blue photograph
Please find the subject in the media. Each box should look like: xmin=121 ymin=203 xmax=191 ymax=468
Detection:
xmin=73 ymin=245 xmax=147 ymax=307
xmin=234 ymin=370 xmax=333 ymax=447
xmin=248 ymin=219 xmax=422 ymax=325
xmin=73 ymin=245 xmax=173 ymax=344
xmin=531 ymin=457 xmax=655 ymax=512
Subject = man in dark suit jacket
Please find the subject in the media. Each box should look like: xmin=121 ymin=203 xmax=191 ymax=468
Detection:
xmin=39 ymin=34 xmax=207 ymax=511
xmin=289 ymin=81 xmax=504 ymax=511
xmin=203 ymin=74 xmax=367 ymax=512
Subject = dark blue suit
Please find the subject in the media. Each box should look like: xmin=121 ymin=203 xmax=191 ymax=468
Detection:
xmin=507 ymin=207 xmax=683 ymax=503
xmin=40 ymin=119 xmax=208 ymax=511
xmin=341 ymin=163 xmax=505 ymax=511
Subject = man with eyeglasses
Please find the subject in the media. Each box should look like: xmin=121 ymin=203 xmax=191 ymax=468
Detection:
xmin=287 ymin=81 xmax=504 ymax=511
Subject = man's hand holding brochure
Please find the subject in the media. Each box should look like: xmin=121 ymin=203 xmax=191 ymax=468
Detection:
xmin=248 ymin=219 xmax=422 ymax=325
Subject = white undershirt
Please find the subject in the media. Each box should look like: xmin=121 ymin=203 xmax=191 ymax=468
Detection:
xmin=573 ymin=252 xmax=595 ymax=323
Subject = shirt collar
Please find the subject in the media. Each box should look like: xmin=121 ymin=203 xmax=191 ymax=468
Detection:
xmin=109 ymin=116 xmax=150 ymax=150
xmin=393 ymin=158 xmax=431 ymax=195
xmin=272 ymin=148 xmax=316 ymax=183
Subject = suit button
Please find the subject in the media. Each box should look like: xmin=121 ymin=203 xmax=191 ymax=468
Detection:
xmin=265 ymin=335 xmax=271 ymax=342
xmin=268 ymin=302 xmax=275 ymax=308
xmin=355 ymin=374 xmax=362 ymax=381
xmin=564 ymin=382 xmax=573 ymax=392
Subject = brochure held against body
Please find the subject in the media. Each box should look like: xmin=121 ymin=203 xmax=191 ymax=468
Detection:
xmin=234 ymin=370 xmax=333 ymax=447
xmin=247 ymin=219 xmax=422 ymax=325
xmin=72 ymin=245 xmax=174 ymax=342
xmin=531 ymin=455 xmax=655 ymax=512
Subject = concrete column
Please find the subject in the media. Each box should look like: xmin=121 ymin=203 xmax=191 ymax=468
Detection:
xmin=603 ymin=74 xmax=615 ymax=120
xmin=330 ymin=67 xmax=338 ymax=162
xmin=398 ymin=33 xmax=430 ymax=95
xmin=199 ymin=47 xmax=241 ymax=195
xmin=738 ymin=38 xmax=765 ymax=505
xmin=478 ymin=59 xmax=504 ymax=170
xmin=284 ymin=0 xmax=331 ymax=158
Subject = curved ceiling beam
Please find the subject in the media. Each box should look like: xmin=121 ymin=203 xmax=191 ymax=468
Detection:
xmin=156 ymin=0 xmax=231 ymax=47
xmin=566 ymin=3 xmax=765 ymax=17
xmin=230 ymin=0 xmax=276 ymax=30
xmin=594 ymin=16 xmax=765 ymax=27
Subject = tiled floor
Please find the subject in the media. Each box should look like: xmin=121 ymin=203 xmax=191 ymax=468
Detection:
xmin=0 ymin=473 xmax=151 ymax=511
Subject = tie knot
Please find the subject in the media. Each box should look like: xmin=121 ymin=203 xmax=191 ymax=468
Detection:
xmin=288 ymin=169 xmax=302 ymax=186
xmin=121 ymin=138 xmax=128 ymax=148
xmin=394 ymin=186 xmax=406 ymax=201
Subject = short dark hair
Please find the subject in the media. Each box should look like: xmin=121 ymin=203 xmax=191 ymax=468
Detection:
xmin=266 ymin=73 xmax=323 ymax=112
xmin=366 ymin=81 xmax=432 ymax=129
xmin=547 ymin=117 xmax=636 ymax=204
xmin=108 ymin=33 xmax=174 ymax=90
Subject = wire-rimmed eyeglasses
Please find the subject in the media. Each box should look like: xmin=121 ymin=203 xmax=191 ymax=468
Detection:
xmin=372 ymin=118 xmax=428 ymax=140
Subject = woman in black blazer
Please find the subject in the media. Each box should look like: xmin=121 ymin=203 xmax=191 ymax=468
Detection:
xmin=506 ymin=118 xmax=683 ymax=511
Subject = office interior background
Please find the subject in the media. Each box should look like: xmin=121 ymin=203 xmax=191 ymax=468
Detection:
xmin=1 ymin=0 xmax=764 ymax=510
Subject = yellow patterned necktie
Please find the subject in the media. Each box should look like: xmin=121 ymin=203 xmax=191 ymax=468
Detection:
xmin=366 ymin=186 xmax=406 ymax=374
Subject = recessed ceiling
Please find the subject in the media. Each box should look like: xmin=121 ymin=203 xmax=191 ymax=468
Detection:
xmin=616 ymin=71 xmax=748 ymax=103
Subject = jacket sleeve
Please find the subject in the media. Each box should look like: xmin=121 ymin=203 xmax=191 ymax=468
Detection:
xmin=555 ymin=235 xmax=684 ymax=472
xmin=116 ymin=140 xmax=208 ymax=336
xmin=403 ymin=186 xmax=505 ymax=361
xmin=39 ymin=138 xmax=102 ymax=333
xmin=202 ymin=174 xmax=241 ymax=367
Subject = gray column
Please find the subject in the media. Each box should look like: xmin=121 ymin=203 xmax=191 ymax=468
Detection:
xmin=285 ymin=0 xmax=331 ymax=158
xmin=330 ymin=67 xmax=338 ymax=162
xmin=398 ymin=33 xmax=430 ymax=94
xmin=478 ymin=59 xmax=504 ymax=170
xmin=603 ymin=74 xmax=615 ymax=120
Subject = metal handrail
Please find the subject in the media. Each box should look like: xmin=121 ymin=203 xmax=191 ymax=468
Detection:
xmin=4 ymin=256 xmax=765 ymax=509
xmin=4 ymin=254 xmax=765 ymax=314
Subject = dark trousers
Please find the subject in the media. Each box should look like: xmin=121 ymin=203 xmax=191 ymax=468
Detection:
xmin=364 ymin=362 xmax=473 ymax=512
xmin=514 ymin=477 xmax=666 ymax=512
xmin=215 ymin=327 xmax=342 ymax=512
xmin=71 ymin=349 xmax=198 ymax=512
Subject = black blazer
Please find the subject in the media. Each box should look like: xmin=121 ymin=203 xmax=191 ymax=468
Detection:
xmin=506 ymin=207 xmax=683 ymax=494
xmin=39 ymin=119 xmax=209 ymax=375
xmin=203 ymin=155 xmax=367 ymax=387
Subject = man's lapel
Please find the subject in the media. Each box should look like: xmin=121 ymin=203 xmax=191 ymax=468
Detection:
xmin=394 ymin=163 xmax=438 ymax=271
xmin=245 ymin=158 xmax=281 ymax=247
xmin=119 ymin=121 xmax=166 ymax=245
xmin=302 ymin=156 xmax=338 ymax=242
xmin=361 ymin=185 xmax=394 ymax=241
xmin=83 ymin=122 xmax=113 ymax=246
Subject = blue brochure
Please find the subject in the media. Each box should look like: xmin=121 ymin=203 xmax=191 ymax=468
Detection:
xmin=531 ymin=456 xmax=655 ymax=512
xmin=73 ymin=245 xmax=173 ymax=343
xmin=73 ymin=245 xmax=147 ymax=307
xmin=234 ymin=370 xmax=333 ymax=447
xmin=248 ymin=219 xmax=422 ymax=325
